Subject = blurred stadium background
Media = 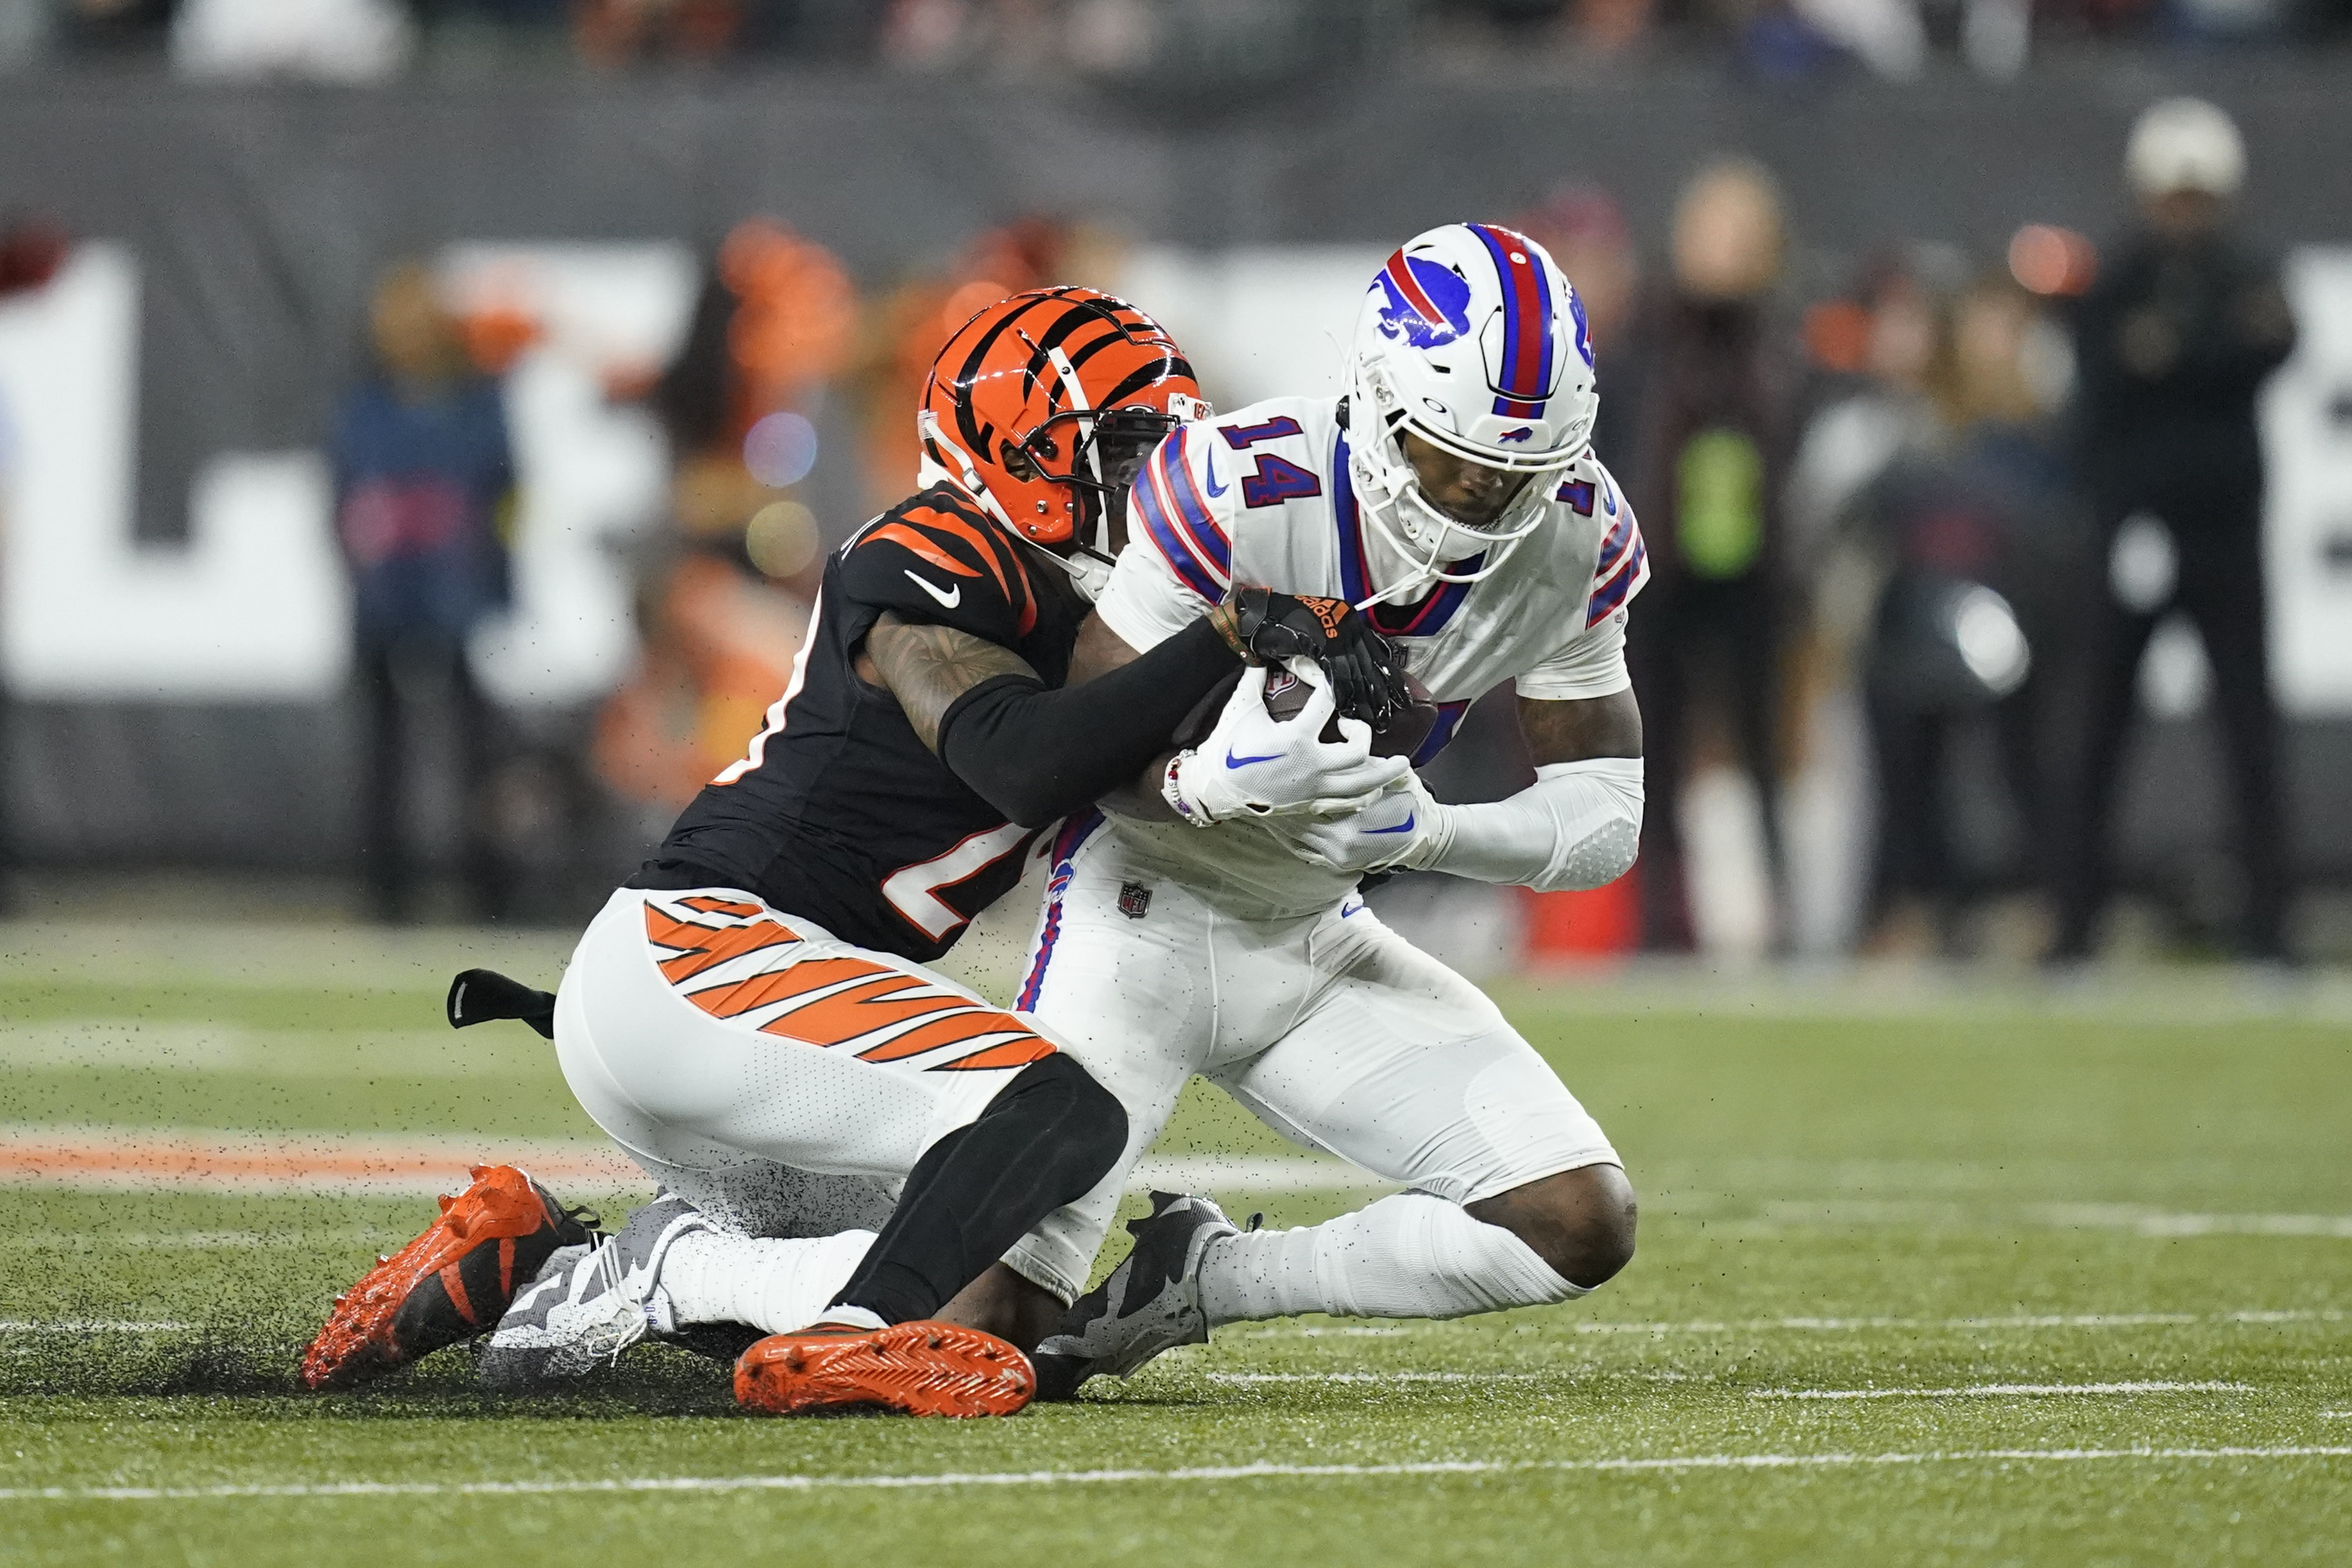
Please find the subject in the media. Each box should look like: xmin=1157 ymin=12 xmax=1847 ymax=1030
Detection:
xmin=0 ymin=0 xmax=2349 ymax=971
xmin=1 ymin=9 xmax=2349 ymax=1563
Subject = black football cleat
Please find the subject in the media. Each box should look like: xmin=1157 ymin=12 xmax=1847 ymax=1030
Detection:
xmin=1030 ymin=1191 xmax=1238 ymax=1402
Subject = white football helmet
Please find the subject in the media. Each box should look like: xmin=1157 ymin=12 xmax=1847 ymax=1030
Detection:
xmin=1345 ymin=222 xmax=1600 ymax=595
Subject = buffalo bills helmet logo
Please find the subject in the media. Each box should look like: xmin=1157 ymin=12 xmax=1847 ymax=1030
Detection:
xmin=1374 ymin=251 xmax=1473 ymax=350
xmin=1496 ymin=427 xmax=1535 ymax=444
xmin=1567 ymin=283 xmax=1594 ymax=369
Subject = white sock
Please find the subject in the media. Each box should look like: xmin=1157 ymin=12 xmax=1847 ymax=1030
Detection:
xmin=660 ymin=1229 xmax=876 ymax=1336
xmin=1197 ymin=1193 xmax=1586 ymax=1326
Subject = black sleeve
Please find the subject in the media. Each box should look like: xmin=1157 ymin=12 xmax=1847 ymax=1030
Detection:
xmin=936 ymin=618 xmax=1238 ymax=828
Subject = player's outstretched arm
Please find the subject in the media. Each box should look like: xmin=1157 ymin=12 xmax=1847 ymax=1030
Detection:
xmin=1066 ymin=612 xmax=1185 ymax=822
xmin=867 ymin=609 xmax=1239 ymax=828
xmin=1279 ymin=686 xmax=1645 ymax=890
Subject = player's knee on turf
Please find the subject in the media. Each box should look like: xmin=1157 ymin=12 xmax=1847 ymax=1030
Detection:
xmin=1467 ymin=1164 xmax=1637 ymax=1291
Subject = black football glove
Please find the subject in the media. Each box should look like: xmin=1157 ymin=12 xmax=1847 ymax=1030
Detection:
xmin=1213 ymin=584 xmax=1410 ymax=729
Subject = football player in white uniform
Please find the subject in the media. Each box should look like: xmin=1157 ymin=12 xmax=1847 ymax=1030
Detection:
xmin=1024 ymin=223 xmax=1650 ymax=1397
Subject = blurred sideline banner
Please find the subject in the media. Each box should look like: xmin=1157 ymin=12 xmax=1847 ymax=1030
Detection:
xmin=2267 ymin=248 xmax=2352 ymax=717
xmin=3 ymin=67 xmax=2351 ymax=882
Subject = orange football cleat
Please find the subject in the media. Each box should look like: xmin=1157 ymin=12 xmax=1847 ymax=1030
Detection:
xmin=301 ymin=1164 xmax=597 ymax=1390
xmin=733 ymin=1320 xmax=1035 ymax=1417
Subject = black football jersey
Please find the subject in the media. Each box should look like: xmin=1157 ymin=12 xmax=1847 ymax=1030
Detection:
xmin=650 ymin=484 xmax=1081 ymax=962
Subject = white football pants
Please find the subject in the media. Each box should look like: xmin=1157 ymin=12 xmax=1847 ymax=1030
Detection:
xmin=1016 ymin=823 xmax=1621 ymax=1310
xmin=554 ymin=885 xmax=1093 ymax=1300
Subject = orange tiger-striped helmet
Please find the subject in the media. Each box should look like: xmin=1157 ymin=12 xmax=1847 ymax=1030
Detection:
xmin=919 ymin=287 xmax=1207 ymax=593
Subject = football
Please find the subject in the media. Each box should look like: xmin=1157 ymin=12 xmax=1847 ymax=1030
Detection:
xmin=1263 ymin=665 xmax=1438 ymax=760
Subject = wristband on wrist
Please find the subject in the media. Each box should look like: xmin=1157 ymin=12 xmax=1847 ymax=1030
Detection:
xmin=1161 ymin=751 xmax=1215 ymax=827
xmin=1207 ymin=599 xmax=1251 ymax=661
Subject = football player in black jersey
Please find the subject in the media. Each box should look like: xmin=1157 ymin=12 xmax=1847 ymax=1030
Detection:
xmin=303 ymin=289 xmax=1409 ymax=1415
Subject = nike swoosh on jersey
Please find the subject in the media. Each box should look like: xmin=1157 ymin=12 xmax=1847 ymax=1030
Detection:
xmin=1204 ymin=450 xmax=1229 ymax=499
xmin=1365 ymin=815 xmax=1416 ymax=834
xmin=1225 ymin=749 xmax=1283 ymax=769
xmin=904 ymin=570 xmax=960 ymax=609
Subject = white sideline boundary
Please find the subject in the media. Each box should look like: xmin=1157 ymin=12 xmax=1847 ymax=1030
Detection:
xmin=1567 ymin=1308 xmax=2346 ymax=1336
xmin=3 ymin=1448 xmax=2347 ymax=1503
xmin=1231 ymin=1307 xmax=2348 ymax=1338
xmin=1209 ymin=1372 xmax=1553 ymax=1386
xmin=1748 ymin=1381 xmax=2249 ymax=1400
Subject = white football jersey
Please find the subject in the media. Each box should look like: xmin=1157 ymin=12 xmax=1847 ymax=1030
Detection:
xmin=1093 ymin=394 xmax=1648 ymax=921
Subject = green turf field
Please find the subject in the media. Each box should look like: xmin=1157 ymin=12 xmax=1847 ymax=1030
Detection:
xmin=1 ymin=923 xmax=2348 ymax=1565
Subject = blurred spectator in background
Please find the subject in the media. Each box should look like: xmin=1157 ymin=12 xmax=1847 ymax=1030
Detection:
xmin=593 ymin=219 xmax=851 ymax=828
xmin=55 ymin=0 xmax=178 ymax=55
xmin=1517 ymin=185 xmax=1642 ymax=462
xmin=1783 ymin=0 xmax=2030 ymax=80
xmin=2052 ymin=99 xmax=2297 ymax=963
xmin=849 ymin=216 xmax=1125 ymax=510
xmin=1623 ymin=158 xmax=1797 ymax=951
xmin=570 ymin=0 xmax=887 ymax=63
xmin=572 ymin=0 xmax=744 ymax=64
xmin=333 ymin=261 xmax=517 ymax=922
xmin=1845 ymin=271 xmax=2072 ymax=953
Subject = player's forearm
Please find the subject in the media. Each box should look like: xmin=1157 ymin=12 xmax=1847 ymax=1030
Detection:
xmin=1403 ymin=758 xmax=1645 ymax=892
xmin=864 ymin=613 xmax=1041 ymax=752
xmin=936 ymin=620 xmax=1237 ymax=828
xmin=1096 ymin=751 xmax=1181 ymax=822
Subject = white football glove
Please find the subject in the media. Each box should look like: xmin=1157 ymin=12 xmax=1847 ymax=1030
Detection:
xmin=1272 ymin=767 xmax=1441 ymax=874
xmin=1161 ymin=662 xmax=1408 ymax=827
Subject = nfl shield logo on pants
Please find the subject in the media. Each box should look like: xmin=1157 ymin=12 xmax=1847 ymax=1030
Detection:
xmin=1118 ymin=882 xmax=1153 ymax=920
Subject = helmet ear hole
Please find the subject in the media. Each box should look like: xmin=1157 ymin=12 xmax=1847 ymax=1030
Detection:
xmin=1000 ymin=440 xmax=1042 ymax=481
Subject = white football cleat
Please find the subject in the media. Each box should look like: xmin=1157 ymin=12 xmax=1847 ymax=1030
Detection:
xmin=475 ymin=1193 xmax=712 ymax=1392
xmin=1030 ymin=1191 xmax=1238 ymax=1401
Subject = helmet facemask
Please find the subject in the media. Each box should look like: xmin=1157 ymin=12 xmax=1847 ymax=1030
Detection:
xmin=1014 ymin=402 xmax=1189 ymax=598
xmin=1347 ymin=353 xmax=1580 ymax=599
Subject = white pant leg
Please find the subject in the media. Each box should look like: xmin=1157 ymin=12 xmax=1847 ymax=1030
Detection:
xmin=558 ymin=887 xmax=1054 ymax=1184
xmin=1192 ymin=903 xmax=1621 ymax=1324
xmin=1003 ymin=829 xmax=1236 ymax=1290
xmin=1206 ymin=903 xmax=1619 ymax=1204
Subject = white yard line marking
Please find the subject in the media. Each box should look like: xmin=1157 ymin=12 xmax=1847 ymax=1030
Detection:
xmin=0 ymin=1023 xmax=461 ymax=1071
xmin=3 ymin=1448 xmax=2346 ymax=1503
xmin=0 ymin=1231 xmax=389 ymax=1250
xmin=1739 ymin=1199 xmax=2352 ymax=1240
xmin=1204 ymin=1371 xmax=1696 ymax=1387
xmin=1236 ymin=1308 xmax=2345 ymax=1341
xmin=2033 ymin=1204 xmax=2352 ymax=1240
xmin=1571 ymin=1309 xmax=2344 ymax=1336
xmin=1750 ymin=1381 xmax=2250 ymax=1401
xmin=1209 ymin=1372 xmax=1550 ymax=1385
xmin=0 ymin=1320 xmax=195 ymax=1334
